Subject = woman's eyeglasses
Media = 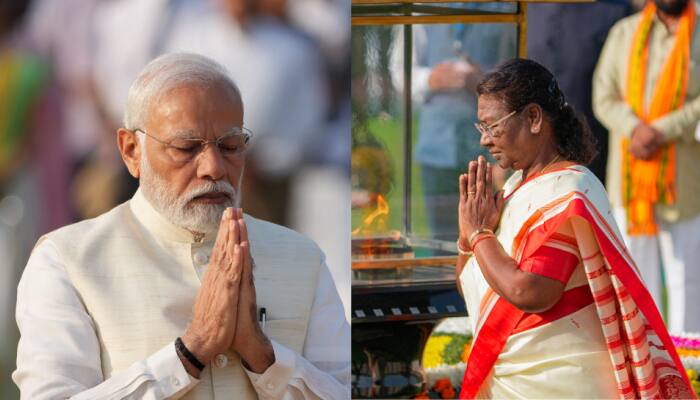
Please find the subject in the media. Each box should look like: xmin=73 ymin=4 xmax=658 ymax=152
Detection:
xmin=474 ymin=110 xmax=517 ymax=138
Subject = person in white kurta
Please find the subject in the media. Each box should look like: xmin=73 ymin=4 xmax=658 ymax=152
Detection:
xmin=13 ymin=53 xmax=350 ymax=399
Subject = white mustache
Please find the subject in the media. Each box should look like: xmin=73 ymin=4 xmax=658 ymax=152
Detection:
xmin=184 ymin=181 xmax=237 ymax=203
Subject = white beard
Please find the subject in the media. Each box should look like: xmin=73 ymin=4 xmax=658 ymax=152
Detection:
xmin=139 ymin=152 xmax=242 ymax=234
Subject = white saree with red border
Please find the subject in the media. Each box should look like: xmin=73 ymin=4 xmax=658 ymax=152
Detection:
xmin=458 ymin=165 xmax=695 ymax=399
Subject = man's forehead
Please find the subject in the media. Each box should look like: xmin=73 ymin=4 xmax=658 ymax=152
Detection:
xmin=145 ymin=83 xmax=244 ymax=132
xmin=155 ymin=82 xmax=243 ymax=112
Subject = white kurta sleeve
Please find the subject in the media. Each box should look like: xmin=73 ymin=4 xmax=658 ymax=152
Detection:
xmin=13 ymin=240 xmax=198 ymax=400
xmin=244 ymin=258 xmax=351 ymax=399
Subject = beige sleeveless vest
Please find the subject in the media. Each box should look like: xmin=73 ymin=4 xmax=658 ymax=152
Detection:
xmin=40 ymin=190 xmax=321 ymax=399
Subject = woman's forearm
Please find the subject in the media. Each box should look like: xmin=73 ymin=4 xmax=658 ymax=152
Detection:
xmin=473 ymin=237 xmax=563 ymax=313
xmin=473 ymin=237 xmax=523 ymax=301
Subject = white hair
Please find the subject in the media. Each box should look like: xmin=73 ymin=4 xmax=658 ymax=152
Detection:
xmin=123 ymin=53 xmax=242 ymax=130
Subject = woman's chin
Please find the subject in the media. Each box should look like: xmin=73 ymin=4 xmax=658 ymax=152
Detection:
xmin=493 ymin=156 xmax=510 ymax=169
xmin=500 ymin=156 xmax=523 ymax=170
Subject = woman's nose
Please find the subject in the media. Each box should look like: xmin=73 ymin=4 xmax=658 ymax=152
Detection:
xmin=480 ymin=132 xmax=494 ymax=147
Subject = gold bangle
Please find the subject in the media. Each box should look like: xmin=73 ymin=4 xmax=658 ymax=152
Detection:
xmin=468 ymin=228 xmax=494 ymax=248
xmin=456 ymin=240 xmax=473 ymax=256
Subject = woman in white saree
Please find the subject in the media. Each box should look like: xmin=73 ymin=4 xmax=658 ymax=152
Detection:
xmin=456 ymin=59 xmax=695 ymax=399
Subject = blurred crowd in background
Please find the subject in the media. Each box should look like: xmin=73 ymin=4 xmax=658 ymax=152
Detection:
xmin=0 ymin=0 xmax=350 ymax=397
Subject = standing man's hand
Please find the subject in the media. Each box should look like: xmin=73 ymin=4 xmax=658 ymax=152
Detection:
xmin=230 ymin=209 xmax=275 ymax=373
xmin=428 ymin=61 xmax=469 ymax=91
xmin=180 ymin=208 xmax=244 ymax=378
xmin=630 ymin=123 xmax=665 ymax=160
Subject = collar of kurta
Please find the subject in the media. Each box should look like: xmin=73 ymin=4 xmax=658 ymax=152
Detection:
xmin=129 ymin=188 xmax=218 ymax=244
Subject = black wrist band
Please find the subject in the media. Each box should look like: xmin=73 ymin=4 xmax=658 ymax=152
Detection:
xmin=175 ymin=337 xmax=205 ymax=371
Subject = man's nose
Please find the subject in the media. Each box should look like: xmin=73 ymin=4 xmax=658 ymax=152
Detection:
xmin=196 ymin=145 xmax=226 ymax=181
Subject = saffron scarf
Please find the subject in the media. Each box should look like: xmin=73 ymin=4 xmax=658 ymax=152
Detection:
xmin=622 ymin=2 xmax=696 ymax=235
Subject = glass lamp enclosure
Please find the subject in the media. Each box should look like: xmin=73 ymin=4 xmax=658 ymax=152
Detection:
xmin=351 ymin=3 xmax=520 ymax=288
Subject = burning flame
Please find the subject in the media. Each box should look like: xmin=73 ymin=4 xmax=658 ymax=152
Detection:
xmin=351 ymin=194 xmax=404 ymax=262
xmin=352 ymin=194 xmax=389 ymax=236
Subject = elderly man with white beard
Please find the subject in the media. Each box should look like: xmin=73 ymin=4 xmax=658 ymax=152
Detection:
xmin=12 ymin=53 xmax=350 ymax=400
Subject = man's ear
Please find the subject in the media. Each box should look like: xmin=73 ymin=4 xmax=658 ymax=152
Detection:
xmin=527 ymin=104 xmax=544 ymax=134
xmin=117 ymin=128 xmax=142 ymax=178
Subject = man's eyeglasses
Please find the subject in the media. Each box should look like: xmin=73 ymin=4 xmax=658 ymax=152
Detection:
xmin=474 ymin=110 xmax=517 ymax=138
xmin=135 ymin=127 xmax=252 ymax=163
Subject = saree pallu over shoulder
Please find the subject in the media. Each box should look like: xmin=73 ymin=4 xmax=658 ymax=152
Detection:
xmin=459 ymin=166 xmax=695 ymax=399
